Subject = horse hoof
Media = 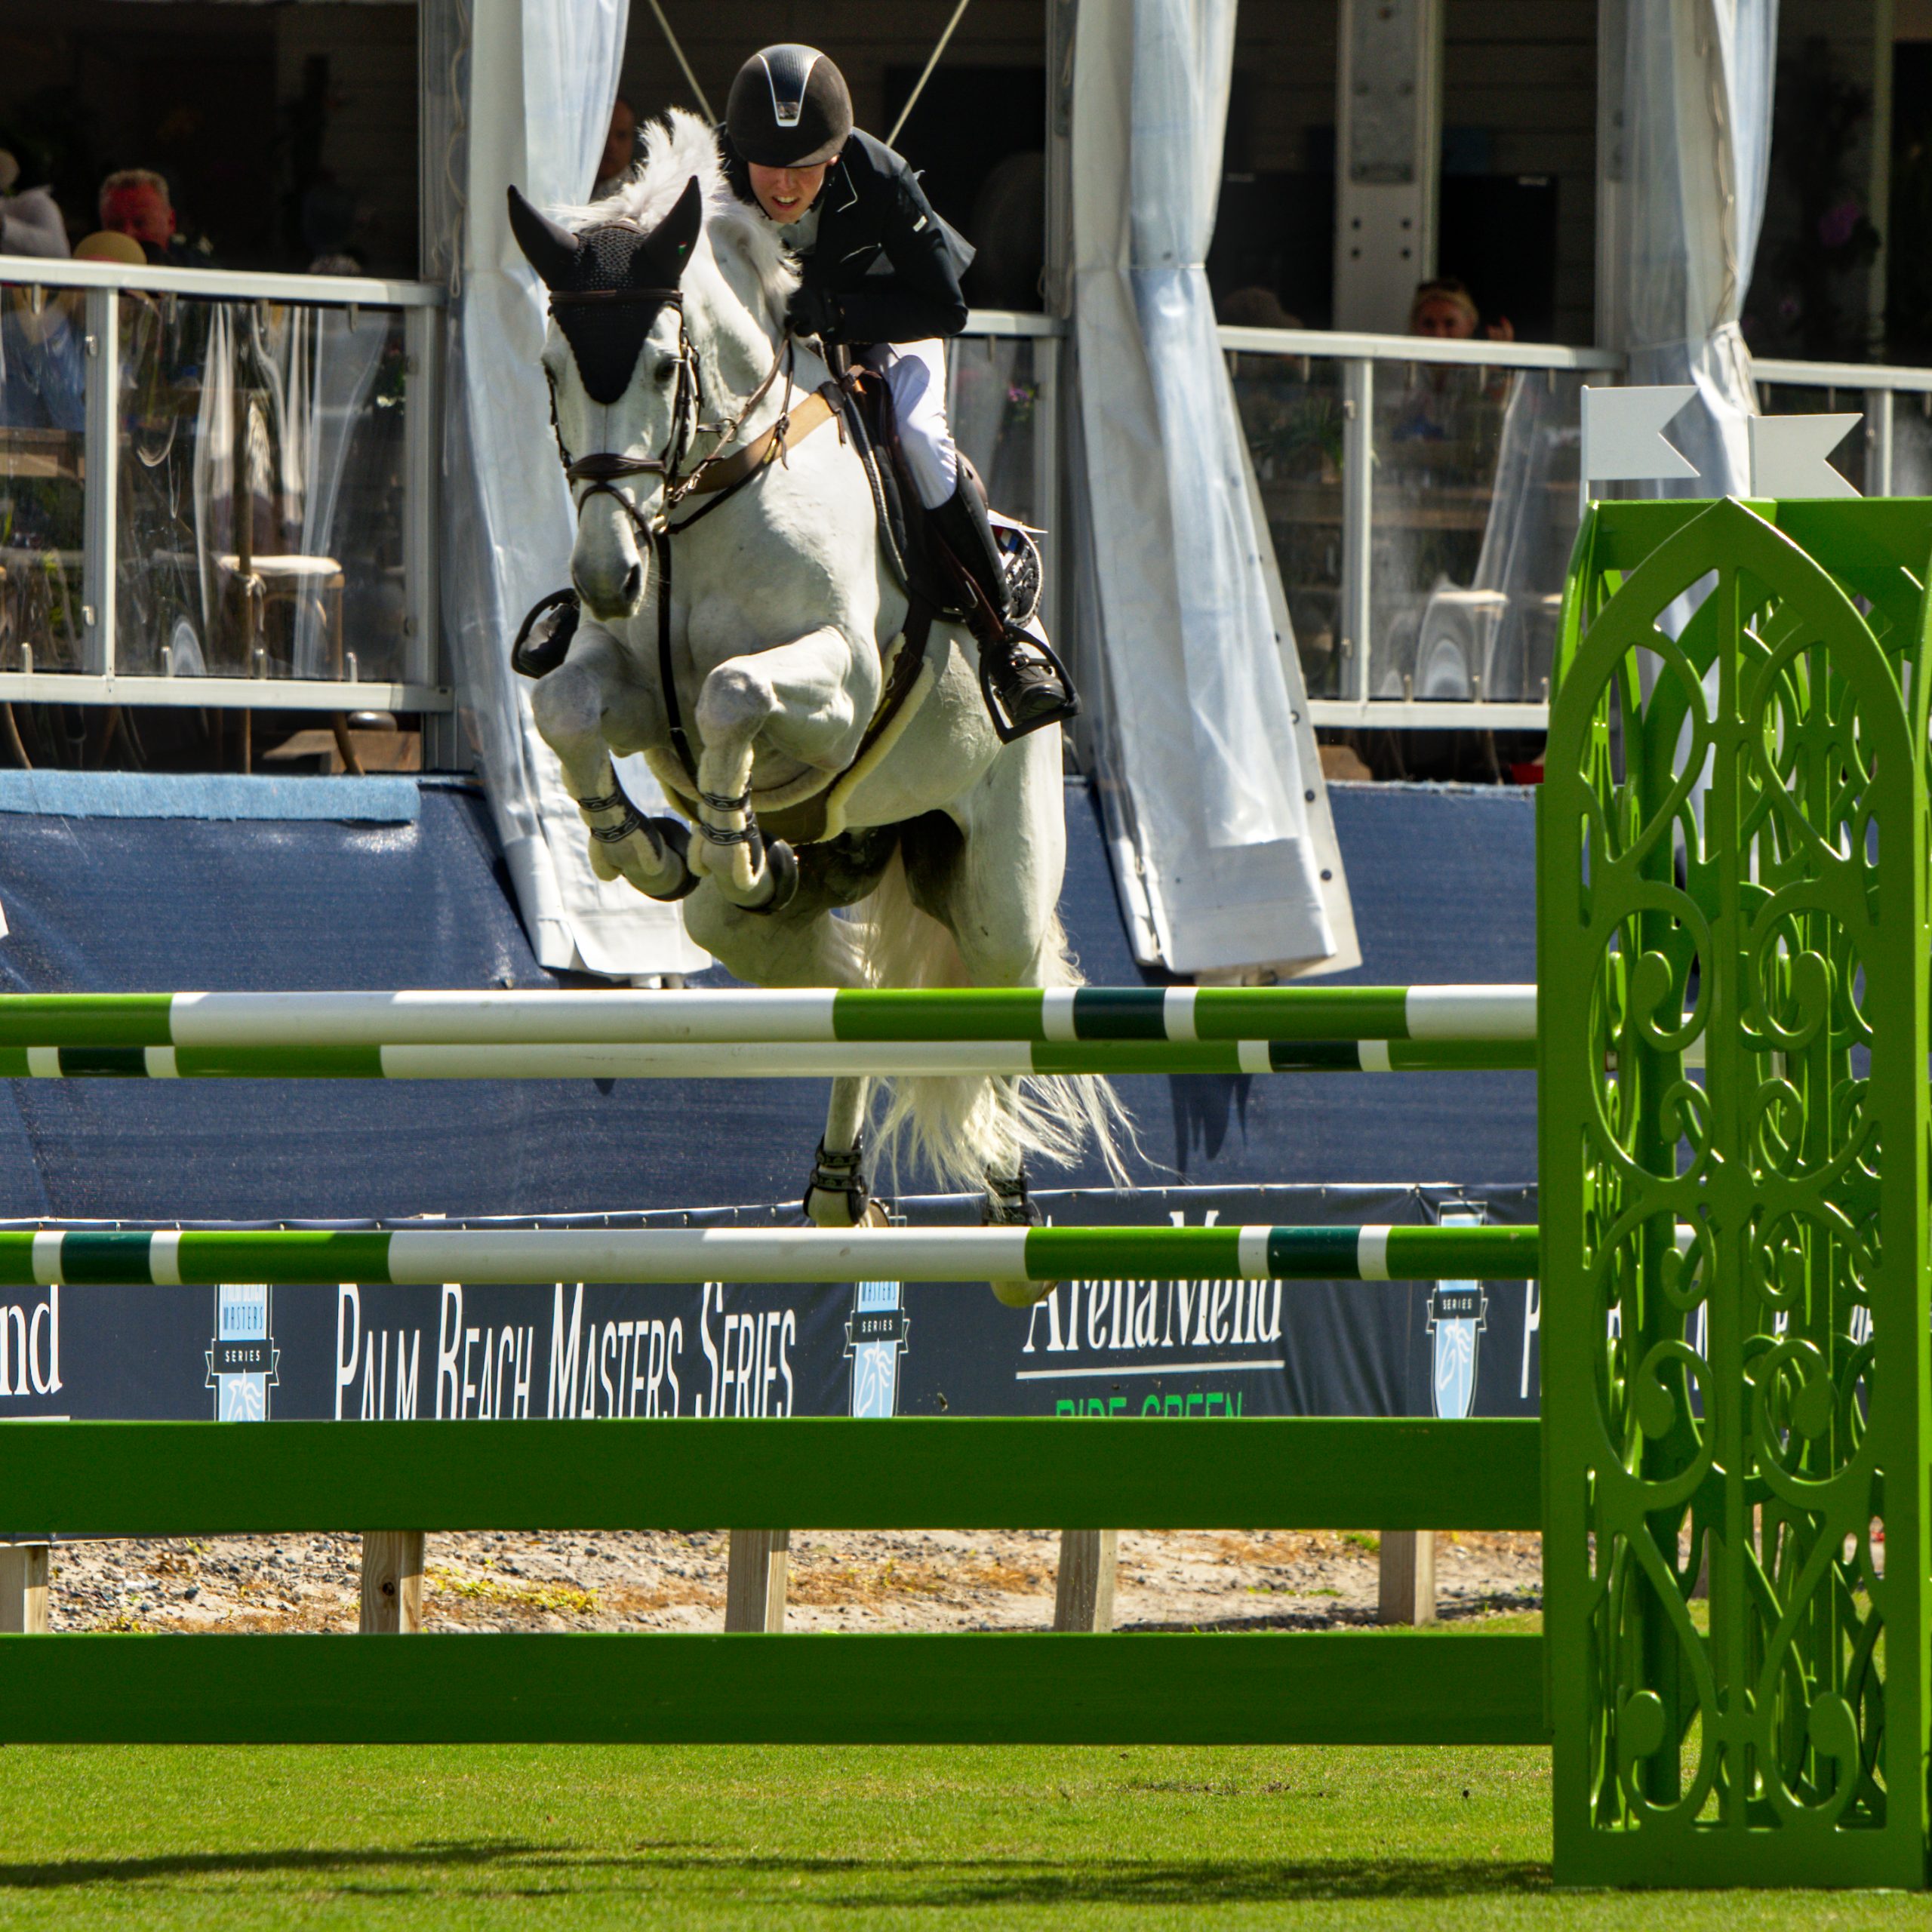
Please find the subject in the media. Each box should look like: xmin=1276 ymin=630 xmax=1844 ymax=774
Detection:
xmin=805 ymin=1192 xmax=886 ymax=1229
xmin=641 ymin=817 xmax=700 ymax=901
xmin=587 ymin=817 xmax=700 ymax=901
xmin=991 ymin=1276 xmax=1054 ymax=1308
xmin=743 ymin=838 xmax=799 ymax=916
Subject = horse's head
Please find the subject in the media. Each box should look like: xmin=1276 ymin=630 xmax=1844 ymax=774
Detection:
xmin=509 ymin=177 xmax=703 ymax=620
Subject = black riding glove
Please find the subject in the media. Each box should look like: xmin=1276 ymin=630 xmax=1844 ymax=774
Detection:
xmin=785 ymin=282 xmax=841 ymax=343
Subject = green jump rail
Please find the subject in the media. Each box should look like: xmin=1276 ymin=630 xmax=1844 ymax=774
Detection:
xmin=0 ymin=983 xmax=1537 ymax=1048
xmin=0 ymin=1222 xmax=1541 ymax=1286
xmin=0 ymin=1630 xmax=1548 ymax=1747
xmin=0 ymin=1038 xmax=1534 ymax=1078
xmin=0 ymin=1419 xmax=1547 ymax=1747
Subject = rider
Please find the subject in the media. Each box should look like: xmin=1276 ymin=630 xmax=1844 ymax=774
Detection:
xmin=721 ymin=43 xmax=1076 ymax=739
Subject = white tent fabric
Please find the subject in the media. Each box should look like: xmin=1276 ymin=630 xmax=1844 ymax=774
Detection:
xmin=440 ymin=0 xmax=706 ymax=977
xmin=1069 ymin=0 xmax=1353 ymax=977
xmin=1611 ymin=0 xmax=1779 ymax=494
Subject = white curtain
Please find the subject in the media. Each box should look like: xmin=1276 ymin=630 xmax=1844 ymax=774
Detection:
xmin=1611 ymin=0 xmax=1779 ymax=494
xmin=1070 ymin=0 xmax=1353 ymax=977
xmin=438 ymin=0 xmax=706 ymax=977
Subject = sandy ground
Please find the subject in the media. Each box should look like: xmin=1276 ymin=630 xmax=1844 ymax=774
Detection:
xmin=43 ymin=1528 xmax=1542 ymax=1633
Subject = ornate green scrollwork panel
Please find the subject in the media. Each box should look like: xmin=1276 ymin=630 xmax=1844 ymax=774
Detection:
xmin=1542 ymin=497 xmax=1932 ymax=1887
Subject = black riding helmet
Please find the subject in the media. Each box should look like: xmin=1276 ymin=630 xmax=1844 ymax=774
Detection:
xmin=725 ymin=44 xmax=852 ymax=169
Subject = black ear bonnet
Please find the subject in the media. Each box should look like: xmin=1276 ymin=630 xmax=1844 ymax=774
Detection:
xmin=506 ymin=178 xmax=704 ymax=406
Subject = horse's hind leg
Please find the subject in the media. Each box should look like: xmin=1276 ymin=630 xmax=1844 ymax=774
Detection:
xmin=804 ymin=1076 xmax=881 ymax=1228
xmin=980 ymin=1078 xmax=1048 ymax=1306
xmin=902 ymin=731 xmax=1075 ymax=1302
xmin=682 ymin=835 xmax=897 ymax=1229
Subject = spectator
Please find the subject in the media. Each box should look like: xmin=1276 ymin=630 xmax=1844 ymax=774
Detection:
xmin=1409 ymin=276 xmax=1513 ymax=343
xmin=0 ymin=151 xmax=68 ymax=260
xmin=73 ymin=230 xmax=143 ymax=266
xmin=97 ymin=168 xmax=213 ymax=269
xmin=1217 ymin=285 xmax=1303 ymax=331
xmin=302 ymin=180 xmax=362 ymax=275
xmin=593 ymin=97 xmax=641 ymax=200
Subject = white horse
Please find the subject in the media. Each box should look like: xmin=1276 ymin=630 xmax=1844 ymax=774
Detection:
xmin=509 ymin=112 xmax=1124 ymax=1288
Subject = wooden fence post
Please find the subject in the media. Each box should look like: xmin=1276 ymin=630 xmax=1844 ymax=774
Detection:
xmin=1377 ymin=1529 xmax=1435 ymax=1625
xmin=360 ymin=1531 xmax=424 ymax=1632
xmin=1054 ymin=1529 xmax=1117 ymax=1631
xmin=724 ymin=1530 xmax=789 ymax=1631
xmin=0 ymin=1543 xmax=49 ymax=1633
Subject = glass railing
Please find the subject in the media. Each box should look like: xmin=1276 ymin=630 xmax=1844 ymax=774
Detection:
xmin=1218 ymin=327 xmax=1619 ymax=725
xmin=1214 ymin=329 xmax=1932 ymax=728
xmin=946 ymin=311 xmax=1060 ymax=641
xmin=2 ymin=260 xmax=1901 ymax=737
xmin=0 ymin=257 xmax=444 ymax=712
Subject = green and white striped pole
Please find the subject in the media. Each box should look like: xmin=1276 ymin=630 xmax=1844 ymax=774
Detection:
xmin=0 ymin=985 xmax=1536 ymax=1077
xmin=0 ymin=1038 xmax=1534 ymax=1079
xmin=0 ymin=984 xmax=1536 ymax=1050
xmin=0 ymin=1223 xmax=1540 ymax=1287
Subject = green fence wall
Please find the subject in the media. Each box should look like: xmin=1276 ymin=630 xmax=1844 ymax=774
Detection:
xmin=1542 ymin=497 xmax=1932 ymax=1887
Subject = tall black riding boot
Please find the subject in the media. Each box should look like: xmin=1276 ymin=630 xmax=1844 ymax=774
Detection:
xmin=928 ymin=470 xmax=1078 ymax=740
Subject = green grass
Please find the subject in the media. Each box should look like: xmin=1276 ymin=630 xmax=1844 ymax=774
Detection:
xmin=0 ymin=1738 xmax=1920 ymax=1929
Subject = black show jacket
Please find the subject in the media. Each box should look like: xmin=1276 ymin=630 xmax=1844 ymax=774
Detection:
xmin=724 ymin=128 xmax=973 ymax=346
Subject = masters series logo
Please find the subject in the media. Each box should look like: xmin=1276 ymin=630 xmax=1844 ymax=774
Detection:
xmin=1428 ymin=1205 xmax=1488 ymax=1420
xmin=208 ymin=1283 xmax=279 ymax=1421
xmin=846 ymin=1279 xmax=909 ymax=1417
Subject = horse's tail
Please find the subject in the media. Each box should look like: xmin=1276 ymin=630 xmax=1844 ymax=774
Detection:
xmin=848 ymin=848 xmax=1135 ymax=1196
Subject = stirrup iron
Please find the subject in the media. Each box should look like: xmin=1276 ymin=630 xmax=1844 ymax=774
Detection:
xmin=977 ymin=629 xmax=1081 ymax=745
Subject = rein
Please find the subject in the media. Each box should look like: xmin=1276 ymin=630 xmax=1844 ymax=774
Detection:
xmin=546 ymin=287 xmax=812 ymax=784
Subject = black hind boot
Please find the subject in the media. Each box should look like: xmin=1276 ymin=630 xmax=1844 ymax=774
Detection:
xmin=928 ymin=471 xmax=1078 ymax=742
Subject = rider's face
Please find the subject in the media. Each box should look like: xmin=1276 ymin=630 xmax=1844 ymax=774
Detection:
xmin=747 ymin=161 xmax=831 ymax=224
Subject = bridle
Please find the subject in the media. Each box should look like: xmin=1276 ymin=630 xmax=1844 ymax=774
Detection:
xmin=543 ymin=283 xmax=792 ymax=546
xmin=543 ymin=279 xmax=798 ymax=789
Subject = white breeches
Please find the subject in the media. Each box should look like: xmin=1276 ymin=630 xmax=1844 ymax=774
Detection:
xmin=860 ymin=338 xmax=958 ymax=510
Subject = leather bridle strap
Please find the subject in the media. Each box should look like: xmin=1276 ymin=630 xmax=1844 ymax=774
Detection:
xmin=567 ymin=451 xmax=668 ymax=484
xmin=665 ymin=339 xmax=790 ymax=506
xmin=545 ymin=304 xmax=803 ymax=786
xmin=653 ymin=525 xmax=697 ymax=780
xmin=546 ymin=286 xmax=684 ymax=309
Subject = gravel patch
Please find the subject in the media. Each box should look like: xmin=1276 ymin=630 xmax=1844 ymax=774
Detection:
xmin=43 ymin=1529 xmax=1542 ymax=1633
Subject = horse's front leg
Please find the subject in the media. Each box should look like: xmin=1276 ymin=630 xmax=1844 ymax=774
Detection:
xmin=688 ymin=626 xmax=873 ymax=910
xmin=530 ymin=626 xmax=694 ymax=900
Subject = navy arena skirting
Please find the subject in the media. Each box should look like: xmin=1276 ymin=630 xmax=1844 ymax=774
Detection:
xmin=0 ymin=776 xmax=1536 ymax=1221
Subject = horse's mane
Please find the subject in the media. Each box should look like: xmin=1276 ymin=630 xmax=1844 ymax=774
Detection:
xmin=552 ymin=108 xmax=797 ymax=327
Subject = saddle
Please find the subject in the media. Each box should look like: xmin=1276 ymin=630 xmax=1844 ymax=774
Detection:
xmin=825 ymin=365 xmax=1041 ymax=631
xmin=824 ymin=365 xmax=962 ymax=621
